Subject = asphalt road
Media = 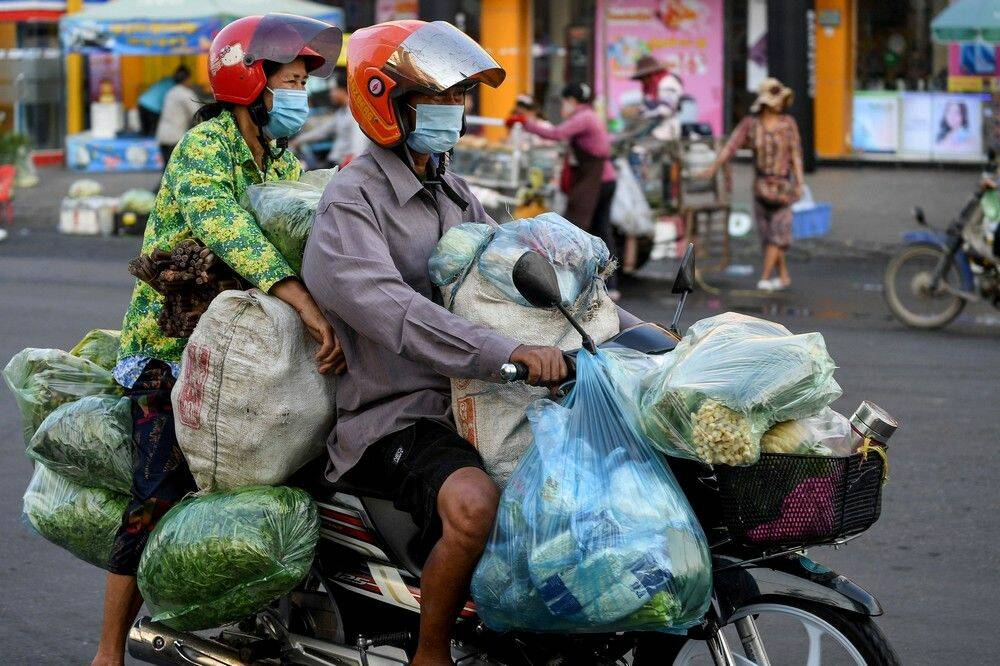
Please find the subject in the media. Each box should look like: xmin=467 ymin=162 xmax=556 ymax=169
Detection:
xmin=1 ymin=230 xmax=998 ymax=665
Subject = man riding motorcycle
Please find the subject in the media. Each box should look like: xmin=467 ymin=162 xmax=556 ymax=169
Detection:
xmin=301 ymin=20 xmax=639 ymax=665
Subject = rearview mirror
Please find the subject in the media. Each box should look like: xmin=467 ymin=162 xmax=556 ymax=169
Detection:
xmin=672 ymin=243 xmax=696 ymax=294
xmin=512 ymin=251 xmax=562 ymax=308
xmin=913 ymin=206 xmax=927 ymax=226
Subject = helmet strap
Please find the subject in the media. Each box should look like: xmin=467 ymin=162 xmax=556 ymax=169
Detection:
xmin=248 ymin=97 xmax=287 ymax=176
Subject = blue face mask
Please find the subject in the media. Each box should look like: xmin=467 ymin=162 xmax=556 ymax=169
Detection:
xmin=265 ymin=87 xmax=309 ymax=139
xmin=406 ymin=103 xmax=464 ymax=154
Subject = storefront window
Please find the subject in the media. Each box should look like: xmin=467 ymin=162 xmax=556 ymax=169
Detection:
xmin=855 ymin=0 xmax=949 ymax=92
xmin=0 ymin=22 xmax=64 ymax=150
xmin=532 ymin=0 xmax=597 ymax=121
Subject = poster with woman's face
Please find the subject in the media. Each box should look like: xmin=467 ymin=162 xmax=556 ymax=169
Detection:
xmin=932 ymin=95 xmax=983 ymax=156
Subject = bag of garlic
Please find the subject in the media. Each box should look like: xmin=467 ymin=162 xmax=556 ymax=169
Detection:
xmin=639 ymin=312 xmax=842 ymax=466
xmin=429 ymin=214 xmax=620 ymax=485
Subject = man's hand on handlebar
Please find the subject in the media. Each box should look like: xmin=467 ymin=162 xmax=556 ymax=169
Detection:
xmin=509 ymin=345 xmax=568 ymax=386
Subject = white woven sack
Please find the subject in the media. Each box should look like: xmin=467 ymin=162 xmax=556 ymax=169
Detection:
xmin=447 ymin=270 xmax=619 ymax=486
xmin=172 ymin=289 xmax=336 ymax=491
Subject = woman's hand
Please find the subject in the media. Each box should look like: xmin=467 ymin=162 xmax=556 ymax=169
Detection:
xmin=271 ymin=278 xmax=346 ymax=375
xmin=696 ymin=166 xmax=715 ymax=181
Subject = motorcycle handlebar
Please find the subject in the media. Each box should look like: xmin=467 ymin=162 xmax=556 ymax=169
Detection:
xmin=499 ymin=362 xmax=528 ymax=383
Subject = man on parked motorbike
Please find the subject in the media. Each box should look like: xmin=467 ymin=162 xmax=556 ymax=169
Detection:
xmin=92 ymin=15 xmax=345 ymax=666
xmin=302 ymin=20 xmax=639 ymax=665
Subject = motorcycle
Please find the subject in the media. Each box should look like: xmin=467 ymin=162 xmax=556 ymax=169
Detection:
xmin=128 ymin=246 xmax=899 ymax=666
xmin=884 ymin=150 xmax=1000 ymax=329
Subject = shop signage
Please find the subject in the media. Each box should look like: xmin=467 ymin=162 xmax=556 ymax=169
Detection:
xmin=852 ymin=92 xmax=899 ymax=153
xmin=595 ymin=0 xmax=724 ymax=133
xmin=854 ymin=91 xmax=986 ymax=158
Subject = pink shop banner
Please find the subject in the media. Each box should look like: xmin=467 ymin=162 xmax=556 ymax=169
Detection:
xmin=596 ymin=0 xmax=724 ymax=133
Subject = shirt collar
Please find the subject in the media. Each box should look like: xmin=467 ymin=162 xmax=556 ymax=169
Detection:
xmin=218 ymin=110 xmax=292 ymax=182
xmin=370 ymin=143 xmax=425 ymax=206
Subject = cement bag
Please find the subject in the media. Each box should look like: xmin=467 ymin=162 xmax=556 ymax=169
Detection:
xmin=22 ymin=463 xmax=128 ymax=570
xmin=471 ymin=349 xmax=712 ymax=633
xmin=430 ymin=215 xmax=620 ymax=485
xmin=640 ymin=312 xmax=841 ymax=466
xmin=172 ymin=289 xmax=336 ymax=491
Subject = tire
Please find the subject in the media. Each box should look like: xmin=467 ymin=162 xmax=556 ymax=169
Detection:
xmin=884 ymin=245 xmax=965 ymax=329
xmin=634 ymin=597 xmax=900 ymax=666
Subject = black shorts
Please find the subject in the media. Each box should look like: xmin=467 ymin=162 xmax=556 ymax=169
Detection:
xmin=342 ymin=419 xmax=485 ymax=542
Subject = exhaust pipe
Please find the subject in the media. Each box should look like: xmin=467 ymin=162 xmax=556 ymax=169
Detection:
xmin=127 ymin=617 xmax=252 ymax=666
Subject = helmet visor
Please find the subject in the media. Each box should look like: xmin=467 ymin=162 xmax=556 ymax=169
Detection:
xmin=247 ymin=14 xmax=343 ymax=79
xmin=385 ymin=21 xmax=505 ymax=93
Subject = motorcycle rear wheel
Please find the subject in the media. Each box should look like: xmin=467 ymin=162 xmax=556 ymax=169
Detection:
xmin=884 ymin=245 xmax=965 ymax=329
xmin=635 ymin=598 xmax=899 ymax=666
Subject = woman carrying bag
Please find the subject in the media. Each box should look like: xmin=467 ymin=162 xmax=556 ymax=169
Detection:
xmin=701 ymin=77 xmax=805 ymax=291
xmin=508 ymin=83 xmax=621 ymax=298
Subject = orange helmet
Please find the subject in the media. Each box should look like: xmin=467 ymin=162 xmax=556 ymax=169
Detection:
xmin=347 ymin=20 xmax=506 ymax=148
xmin=209 ymin=14 xmax=343 ymax=106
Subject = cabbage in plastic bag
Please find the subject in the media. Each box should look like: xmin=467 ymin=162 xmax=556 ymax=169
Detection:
xmin=243 ymin=169 xmax=338 ymax=274
xmin=3 ymin=348 xmax=123 ymax=444
xmin=476 ymin=213 xmax=610 ymax=307
xmin=22 ymin=464 xmax=128 ymax=570
xmin=69 ymin=329 xmax=121 ymax=370
xmin=68 ymin=179 xmax=102 ymax=198
xmin=761 ymin=407 xmax=853 ymax=456
xmin=471 ymin=349 xmax=712 ymax=633
xmin=119 ymin=189 xmax=156 ymax=215
xmin=137 ymin=486 xmax=319 ymax=631
xmin=428 ymin=222 xmax=494 ymax=287
xmin=640 ymin=313 xmax=841 ymax=466
xmin=27 ymin=396 xmax=133 ymax=493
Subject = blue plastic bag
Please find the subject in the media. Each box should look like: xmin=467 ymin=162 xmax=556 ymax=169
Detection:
xmin=471 ymin=349 xmax=712 ymax=633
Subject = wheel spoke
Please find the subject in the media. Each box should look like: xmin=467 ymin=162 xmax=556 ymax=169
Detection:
xmin=804 ymin=621 xmax=825 ymax=666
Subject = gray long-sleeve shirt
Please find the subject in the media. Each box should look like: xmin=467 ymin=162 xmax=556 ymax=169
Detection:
xmin=302 ymin=144 xmax=639 ymax=479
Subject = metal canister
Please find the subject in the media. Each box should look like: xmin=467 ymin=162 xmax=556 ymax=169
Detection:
xmin=849 ymin=401 xmax=899 ymax=451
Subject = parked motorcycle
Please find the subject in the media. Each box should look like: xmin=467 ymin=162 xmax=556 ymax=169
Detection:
xmin=128 ymin=246 xmax=899 ymax=666
xmin=884 ymin=151 xmax=1000 ymax=329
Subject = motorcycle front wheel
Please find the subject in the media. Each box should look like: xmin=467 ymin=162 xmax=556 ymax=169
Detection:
xmin=884 ymin=245 xmax=966 ymax=329
xmin=635 ymin=598 xmax=899 ymax=666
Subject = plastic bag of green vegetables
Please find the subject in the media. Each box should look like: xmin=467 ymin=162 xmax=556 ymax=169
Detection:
xmin=22 ymin=464 xmax=128 ymax=569
xmin=69 ymin=329 xmax=121 ymax=370
xmin=27 ymin=396 xmax=133 ymax=493
xmin=3 ymin=348 xmax=122 ymax=444
xmin=138 ymin=486 xmax=319 ymax=631
xmin=119 ymin=189 xmax=156 ymax=216
xmin=640 ymin=313 xmax=841 ymax=466
xmin=761 ymin=407 xmax=853 ymax=456
xmin=243 ymin=168 xmax=338 ymax=274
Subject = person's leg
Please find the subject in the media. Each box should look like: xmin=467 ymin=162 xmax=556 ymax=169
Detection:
xmin=413 ymin=467 xmax=499 ymax=665
xmin=772 ymin=205 xmax=794 ymax=286
xmin=95 ymin=362 xmax=195 ymax=666
xmin=92 ymin=574 xmax=143 ymax=666
xmin=591 ymin=180 xmax=620 ymax=293
xmin=761 ymin=243 xmax=780 ymax=281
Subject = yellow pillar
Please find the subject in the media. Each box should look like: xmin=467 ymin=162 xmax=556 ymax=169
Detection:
xmin=66 ymin=0 xmax=85 ymax=135
xmin=813 ymin=0 xmax=854 ymax=158
xmin=479 ymin=0 xmax=532 ymax=143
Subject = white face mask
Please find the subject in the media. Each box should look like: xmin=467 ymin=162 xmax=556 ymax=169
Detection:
xmin=561 ymin=100 xmax=576 ymax=118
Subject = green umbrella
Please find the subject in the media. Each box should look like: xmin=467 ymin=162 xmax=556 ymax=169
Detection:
xmin=932 ymin=0 xmax=1000 ymax=43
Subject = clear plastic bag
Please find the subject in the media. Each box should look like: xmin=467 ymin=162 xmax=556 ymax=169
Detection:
xmin=137 ymin=486 xmax=319 ymax=631
xmin=610 ymin=157 xmax=655 ymax=237
xmin=761 ymin=407 xmax=853 ymax=456
xmin=427 ymin=222 xmax=494 ymax=287
xmin=27 ymin=396 xmax=133 ymax=493
xmin=476 ymin=213 xmax=610 ymax=307
xmin=243 ymin=168 xmax=338 ymax=274
xmin=471 ymin=349 xmax=712 ymax=633
xmin=640 ymin=313 xmax=841 ymax=466
xmin=69 ymin=329 xmax=121 ymax=370
xmin=22 ymin=464 xmax=128 ymax=570
xmin=3 ymin=348 xmax=123 ymax=444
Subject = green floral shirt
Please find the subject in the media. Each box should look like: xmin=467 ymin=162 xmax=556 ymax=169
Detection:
xmin=117 ymin=110 xmax=300 ymax=366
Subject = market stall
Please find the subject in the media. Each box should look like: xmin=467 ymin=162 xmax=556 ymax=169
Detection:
xmin=58 ymin=0 xmax=343 ymax=173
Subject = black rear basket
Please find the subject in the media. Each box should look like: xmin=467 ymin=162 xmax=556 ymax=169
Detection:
xmin=715 ymin=451 xmax=885 ymax=548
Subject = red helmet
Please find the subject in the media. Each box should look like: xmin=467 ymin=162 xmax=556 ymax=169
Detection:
xmin=209 ymin=14 xmax=343 ymax=106
xmin=347 ymin=20 xmax=505 ymax=148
